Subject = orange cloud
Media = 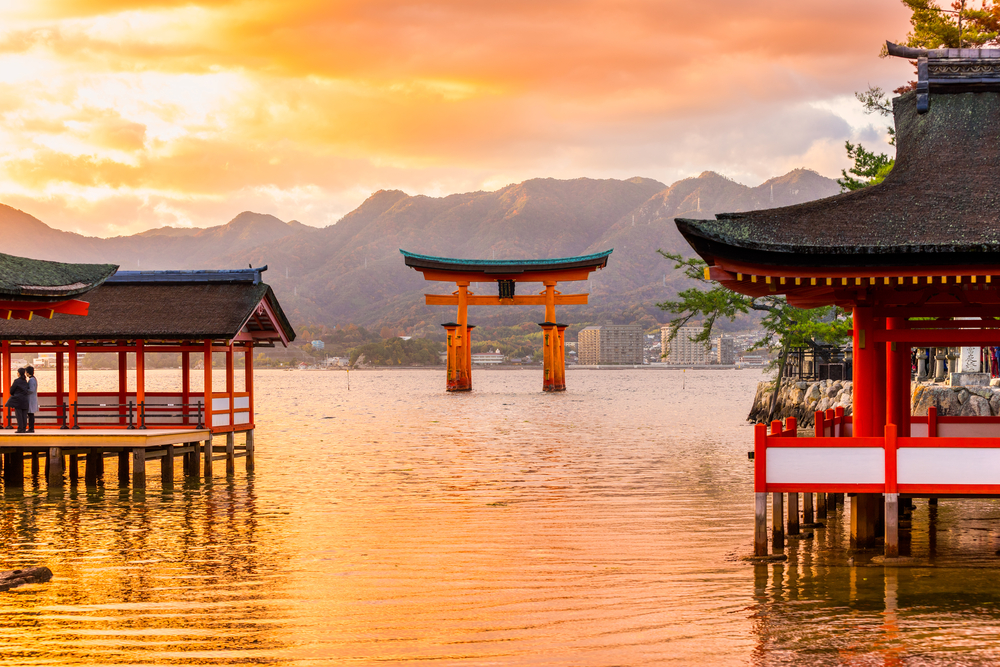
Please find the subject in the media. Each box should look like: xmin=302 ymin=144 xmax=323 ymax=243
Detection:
xmin=0 ymin=1 xmax=913 ymax=236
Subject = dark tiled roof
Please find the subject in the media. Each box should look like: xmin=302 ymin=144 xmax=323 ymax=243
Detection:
xmin=0 ymin=281 xmax=295 ymax=343
xmin=0 ymin=252 xmax=118 ymax=300
xmin=676 ymin=89 xmax=1000 ymax=268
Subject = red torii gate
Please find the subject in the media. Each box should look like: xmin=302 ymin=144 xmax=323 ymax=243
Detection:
xmin=401 ymin=250 xmax=613 ymax=392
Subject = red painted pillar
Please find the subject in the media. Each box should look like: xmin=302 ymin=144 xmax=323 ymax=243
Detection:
xmin=182 ymin=351 xmax=190 ymax=426
xmin=540 ymin=323 xmax=557 ymax=391
xmin=555 ymin=324 xmax=568 ymax=391
xmin=886 ymin=317 xmax=911 ymax=437
xmin=852 ymin=307 xmax=876 ymax=437
xmin=244 ymin=345 xmax=254 ymax=429
xmin=68 ymin=340 xmax=78 ymax=428
xmin=874 ymin=316 xmax=887 ymax=437
xmin=136 ymin=339 xmax=145 ymax=427
xmin=1 ymin=341 xmax=10 ymax=428
xmin=118 ymin=344 xmax=127 ymax=426
xmin=55 ymin=351 xmax=64 ymax=427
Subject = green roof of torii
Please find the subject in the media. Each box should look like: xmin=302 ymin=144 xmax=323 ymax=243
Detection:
xmin=400 ymin=249 xmax=613 ymax=274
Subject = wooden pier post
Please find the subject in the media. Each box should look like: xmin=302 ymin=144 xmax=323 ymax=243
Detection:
xmin=84 ymin=450 xmax=100 ymax=486
xmin=47 ymin=447 xmax=63 ymax=488
xmin=245 ymin=430 xmax=255 ymax=472
xmin=226 ymin=432 xmax=235 ymax=477
xmin=118 ymin=452 xmax=129 ymax=487
xmin=885 ymin=493 xmax=899 ymax=557
xmin=803 ymin=492 xmax=814 ymax=525
xmin=755 ymin=492 xmax=768 ymax=556
xmin=132 ymin=448 xmax=146 ymax=489
xmin=30 ymin=451 xmax=39 ymax=479
xmin=183 ymin=442 xmax=198 ymax=478
xmin=772 ymin=492 xmax=784 ymax=551
xmin=817 ymin=492 xmax=827 ymax=520
xmin=4 ymin=451 xmax=24 ymax=488
xmin=69 ymin=454 xmax=79 ymax=484
xmin=203 ymin=434 xmax=213 ymax=479
xmin=787 ymin=492 xmax=800 ymax=536
xmin=162 ymin=445 xmax=174 ymax=488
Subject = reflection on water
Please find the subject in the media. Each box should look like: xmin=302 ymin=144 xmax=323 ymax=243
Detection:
xmin=4 ymin=368 xmax=1000 ymax=665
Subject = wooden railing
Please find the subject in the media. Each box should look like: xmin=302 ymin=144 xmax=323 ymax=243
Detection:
xmin=756 ymin=407 xmax=1000 ymax=495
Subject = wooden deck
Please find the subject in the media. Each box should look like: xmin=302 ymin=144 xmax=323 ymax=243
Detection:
xmin=0 ymin=428 xmax=253 ymax=490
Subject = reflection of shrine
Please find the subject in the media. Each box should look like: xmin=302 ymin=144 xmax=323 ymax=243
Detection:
xmin=677 ymin=43 xmax=1000 ymax=557
xmin=401 ymin=250 xmax=612 ymax=392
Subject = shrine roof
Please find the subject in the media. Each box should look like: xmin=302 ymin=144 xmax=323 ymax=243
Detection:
xmin=676 ymin=46 xmax=1000 ymax=271
xmin=0 ymin=270 xmax=295 ymax=344
xmin=0 ymin=252 xmax=118 ymax=301
xmin=400 ymin=249 xmax=613 ymax=274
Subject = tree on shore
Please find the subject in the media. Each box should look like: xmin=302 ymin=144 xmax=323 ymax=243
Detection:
xmin=657 ymin=251 xmax=850 ymax=422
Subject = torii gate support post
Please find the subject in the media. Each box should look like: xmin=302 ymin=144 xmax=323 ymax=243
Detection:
xmin=442 ymin=282 xmax=473 ymax=392
xmin=540 ymin=281 xmax=566 ymax=393
xmin=556 ymin=324 xmax=568 ymax=391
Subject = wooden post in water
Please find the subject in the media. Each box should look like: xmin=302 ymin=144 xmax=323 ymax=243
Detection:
xmin=162 ymin=445 xmax=174 ymax=488
xmin=203 ymin=434 xmax=213 ymax=480
xmin=226 ymin=432 xmax=235 ymax=477
xmin=47 ymin=447 xmax=63 ymax=488
xmin=84 ymin=450 xmax=100 ymax=486
xmin=884 ymin=424 xmax=898 ymax=556
xmin=30 ymin=451 xmax=39 ymax=479
xmin=803 ymin=492 xmax=814 ymax=525
xmin=69 ymin=454 xmax=79 ymax=484
xmin=755 ymin=493 xmax=768 ymax=556
xmin=787 ymin=492 xmax=800 ymax=536
xmin=132 ymin=448 xmax=146 ymax=489
xmin=245 ymin=430 xmax=255 ymax=472
xmin=817 ymin=492 xmax=827 ymax=520
xmin=772 ymin=492 xmax=784 ymax=551
xmin=118 ymin=452 xmax=129 ymax=487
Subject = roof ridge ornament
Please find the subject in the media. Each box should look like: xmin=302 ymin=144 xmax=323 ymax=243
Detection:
xmin=886 ymin=40 xmax=1000 ymax=114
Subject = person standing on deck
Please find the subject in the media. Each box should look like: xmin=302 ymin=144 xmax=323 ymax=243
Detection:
xmin=25 ymin=366 xmax=37 ymax=433
xmin=5 ymin=368 xmax=29 ymax=433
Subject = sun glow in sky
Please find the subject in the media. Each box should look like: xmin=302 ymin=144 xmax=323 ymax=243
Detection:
xmin=0 ymin=0 xmax=913 ymax=236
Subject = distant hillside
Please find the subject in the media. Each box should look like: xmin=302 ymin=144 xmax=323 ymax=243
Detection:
xmin=0 ymin=170 xmax=840 ymax=332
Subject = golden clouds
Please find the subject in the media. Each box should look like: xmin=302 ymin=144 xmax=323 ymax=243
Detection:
xmin=0 ymin=1 xmax=912 ymax=236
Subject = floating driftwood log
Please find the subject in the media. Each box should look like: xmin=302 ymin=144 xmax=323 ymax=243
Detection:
xmin=0 ymin=567 xmax=52 ymax=592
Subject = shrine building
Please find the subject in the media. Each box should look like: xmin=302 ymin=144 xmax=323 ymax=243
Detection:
xmin=0 ymin=260 xmax=295 ymax=490
xmin=676 ymin=43 xmax=1000 ymax=557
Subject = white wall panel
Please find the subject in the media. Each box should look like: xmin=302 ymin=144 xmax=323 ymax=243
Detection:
xmin=767 ymin=447 xmax=884 ymax=484
xmin=898 ymin=447 xmax=1000 ymax=485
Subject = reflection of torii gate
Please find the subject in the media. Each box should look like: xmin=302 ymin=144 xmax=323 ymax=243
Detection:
xmin=401 ymin=249 xmax=613 ymax=392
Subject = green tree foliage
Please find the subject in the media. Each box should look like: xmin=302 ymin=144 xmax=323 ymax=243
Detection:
xmin=658 ymin=251 xmax=851 ymax=419
xmin=900 ymin=0 xmax=999 ymax=49
xmin=348 ymin=338 xmax=443 ymax=367
xmin=838 ymin=141 xmax=895 ymax=191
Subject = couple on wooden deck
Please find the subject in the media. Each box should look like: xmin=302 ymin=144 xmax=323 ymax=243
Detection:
xmin=5 ymin=366 xmax=37 ymax=433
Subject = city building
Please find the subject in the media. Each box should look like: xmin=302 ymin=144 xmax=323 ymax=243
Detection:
xmin=578 ymin=324 xmax=643 ymax=365
xmin=716 ymin=335 xmax=736 ymax=365
xmin=661 ymin=324 xmax=712 ymax=365
xmin=471 ymin=352 xmax=504 ymax=365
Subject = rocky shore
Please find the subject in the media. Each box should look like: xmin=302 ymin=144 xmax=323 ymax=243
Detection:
xmin=750 ymin=377 xmax=1000 ymax=425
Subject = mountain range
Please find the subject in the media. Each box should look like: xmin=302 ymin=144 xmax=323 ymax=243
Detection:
xmin=0 ymin=169 xmax=841 ymax=334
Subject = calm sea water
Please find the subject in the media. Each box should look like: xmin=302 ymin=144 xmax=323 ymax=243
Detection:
xmin=4 ymin=368 xmax=1000 ymax=665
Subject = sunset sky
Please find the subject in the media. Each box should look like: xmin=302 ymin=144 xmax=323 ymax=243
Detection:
xmin=0 ymin=0 xmax=914 ymax=237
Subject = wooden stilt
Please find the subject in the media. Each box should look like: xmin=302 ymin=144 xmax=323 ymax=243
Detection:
xmin=245 ymin=430 xmax=255 ymax=472
xmin=118 ymin=452 xmax=129 ymax=487
xmin=7 ymin=451 xmax=23 ymax=488
xmin=803 ymin=492 xmax=814 ymax=525
xmin=929 ymin=497 xmax=938 ymax=506
xmin=226 ymin=432 xmax=235 ymax=476
xmin=47 ymin=447 xmax=63 ymax=488
xmin=203 ymin=435 xmax=213 ymax=479
xmin=132 ymin=448 xmax=146 ymax=489
xmin=851 ymin=493 xmax=877 ymax=548
xmin=84 ymin=450 xmax=99 ymax=486
xmin=885 ymin=493 xmax=899 ymax=557
xmin=162 ymin=445 xmax=174 ymax=488
xmin=186 ymin=442 xmax=201 ymax=478
xmin=755 ymin=492 xmax=768 ymax=556
xmin=772 ymin=492 xmax=784 ymax=551
xmin=30 ymin=451 xmax=38 ymax=479
xmin=69 ymin=454 xmax=79 ymax=484
xmin=817 ymin=492 xmax=827 ymax=520
xmin=787 ymin=492 xmax=800 ymax=535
